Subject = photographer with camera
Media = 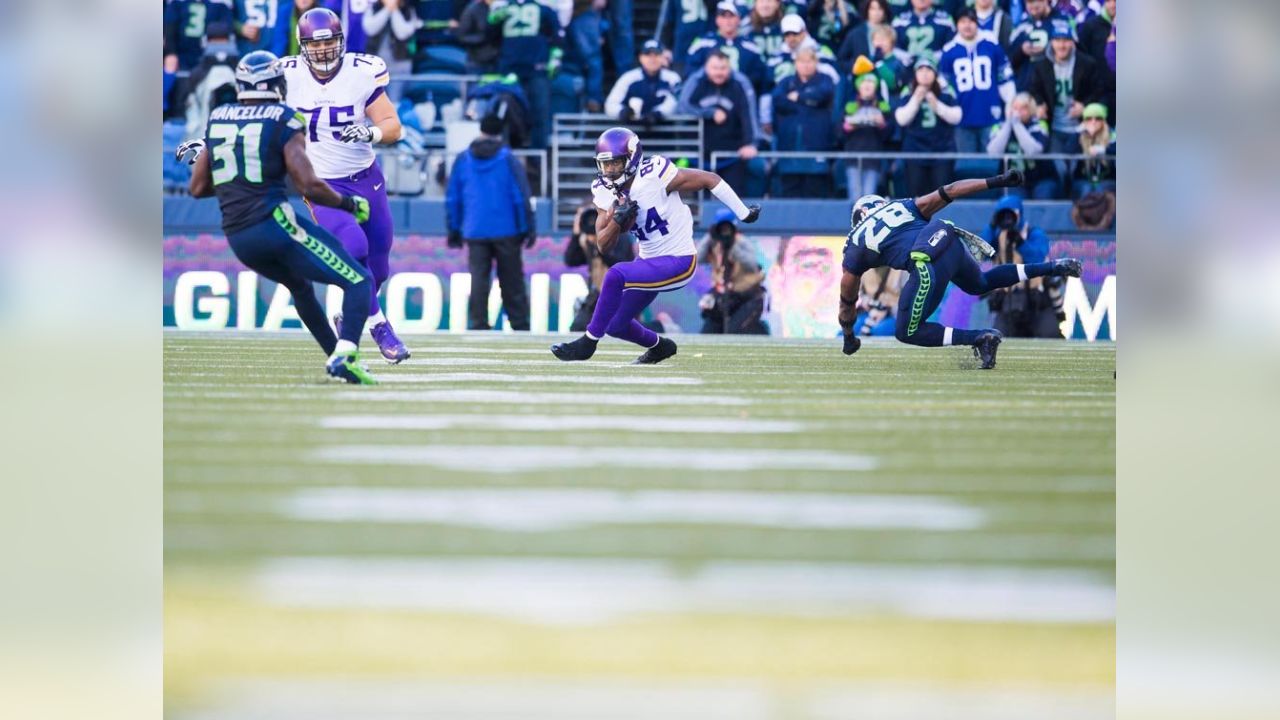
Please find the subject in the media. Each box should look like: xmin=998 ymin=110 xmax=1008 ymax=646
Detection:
xmin=981 ymin=195 xmax=1065 ymax=338
xmin=564 ymin=201 xmax=635 ymax=332
xmin=696 ymin=209 xmax=769 ymax=335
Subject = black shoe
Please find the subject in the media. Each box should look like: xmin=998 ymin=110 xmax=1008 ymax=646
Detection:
xmin=632 ymin=337 xmax=677 ymax=365
xmin=1051 ymin=258 xmax=1082 ymax=277
xmin=551 ymin=334 xmax=598 ymax=361
xmin=972 ymin=330 xmax=1003 ymax=370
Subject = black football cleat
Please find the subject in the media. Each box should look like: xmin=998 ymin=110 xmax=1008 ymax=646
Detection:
xmin=1051 ymin=258 xmax=1082 ymax=277
xmin=972 ymin=330 xmax=1003 ymax=370
xmin=551 ymin=334 xmax=598 ymax=361
xmin=632 ymin=337 xmax=678 ymax=365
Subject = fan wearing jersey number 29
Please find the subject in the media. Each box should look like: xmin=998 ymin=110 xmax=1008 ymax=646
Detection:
xmin=551 ymin=127 xmax=761 ymax=365
xmin=840 ymin=169 xmax=1083 ymax=369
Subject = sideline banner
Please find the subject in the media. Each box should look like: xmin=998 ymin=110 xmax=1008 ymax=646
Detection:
xmin=164 ymin=233 xmax=1115 ymax=340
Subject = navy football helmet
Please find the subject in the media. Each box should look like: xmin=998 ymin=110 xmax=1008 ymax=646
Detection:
xmin=236 ymin=50 xmax=286 ymax=102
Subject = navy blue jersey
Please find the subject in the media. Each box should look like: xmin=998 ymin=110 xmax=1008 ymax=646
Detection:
xmin=205 ymin=102 xmax=305 ymax=235
xmin=895 ymin=85 xmax=959 ymax=152
xmin=496 ymin=0 xmax=562 ymax=74
xmin=891 ymin=8 xmax=956 ymax=60
xmin=234 ymin=0 xmax=289 ymax=56
xmin=165 ymin=0 xmax=235 ymax=70
xmin=842 ymin=198 xmax=929 ymax=274
xmin=939 ymin=38 xmax=1013 ymax=128
xmin=686 ymin=34 xmax=769 ymax=92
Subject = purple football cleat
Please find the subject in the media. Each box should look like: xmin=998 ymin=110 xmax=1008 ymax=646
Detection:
xmin=370 ymin=321 xmax=410 ymax=364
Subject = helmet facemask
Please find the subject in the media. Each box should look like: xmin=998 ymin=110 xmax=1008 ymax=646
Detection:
xmin=301 ymin=31 xmax=344 ymax=76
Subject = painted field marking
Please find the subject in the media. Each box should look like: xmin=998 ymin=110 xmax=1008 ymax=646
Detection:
xmin=317 ymin=414 xmax=802 ymax=433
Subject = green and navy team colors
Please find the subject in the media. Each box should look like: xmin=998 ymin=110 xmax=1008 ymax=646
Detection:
xmin=844 ymin=199 xmax=1057 ymax=348
xmin=205 ymin=102 xmax=371 ymax=352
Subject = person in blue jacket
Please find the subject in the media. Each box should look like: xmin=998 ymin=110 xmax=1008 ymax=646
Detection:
xmin=446 ymin=114 xmax=538 ymax=330
xmin=771 ymin=46 xmax=836 ymax=197
xmin=980 ymin=193 xmax=1064 ymax=338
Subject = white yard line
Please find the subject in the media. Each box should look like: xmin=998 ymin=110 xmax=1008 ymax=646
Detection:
xmin=317 ymin=414 xmax=803 ymax=433
xmin=341 ymin=389 xmax=752 ymax=405
xmin=312 ymin=445 xmax=877 ymax=473
xmin=375 ymin=373 xmax=704 ymax=386
xmin=279 ymin=487 xmax=984 ymax=532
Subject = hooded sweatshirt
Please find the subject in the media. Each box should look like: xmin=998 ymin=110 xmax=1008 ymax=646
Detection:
xmin=446 ymin=135 xmax=537 ymax=241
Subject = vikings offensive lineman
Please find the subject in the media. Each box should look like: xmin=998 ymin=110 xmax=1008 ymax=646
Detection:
xmin=840 ymin=171 xmax=1082 ymax=369
xmin=281 ymin=7 xmax=410 ymax=363
xmin=552 ymin=127 xmax=761 ymax=364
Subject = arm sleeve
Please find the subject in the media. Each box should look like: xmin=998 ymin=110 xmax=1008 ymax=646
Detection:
xmin=509 ymin=152 xmax=537 ymax=234
xmin=445 ymin=155 xmax=464 ymax=233
xmin=1007 ymin=24 xmax=1029 ymax=69
xmin=363 ymin=3 xmax=391 ymax=35
xmin=986 ymin=119 xmax=1013 ymax=155
xmin=655 ymin=72 xmax=682 ymax=116
xmin=389 ymin=6 xmax=421 ymax=41
xmin=1009 ymin=120 xmax=1044 ymax=154
xmin=677 ymin=74 xmax=705 ymax=116
xmin=604 ymin=70 xmax=634 ymax=117
xmin=894 ymin=93 xmax=921 ymax=126
xmin=800 ymin=77 xmax=835 ymax=107
xmin=933 ymin=95 xmax=962 ymax=125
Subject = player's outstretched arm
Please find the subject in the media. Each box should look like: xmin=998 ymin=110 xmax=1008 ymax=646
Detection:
xmin=665 ymin=168 xmax=761 ymax=223
xmin=284 ymin=134 xmax=369 ymax=219
xmin=915 ymin=169 xmax=1024 ymax=218
xmin=362 ymin=93 xmax=403 ymax=144
xmin=188 ymin=150 xmax=215 ymax=198
xmin=839 ymin=269 xmax=862 ymax=355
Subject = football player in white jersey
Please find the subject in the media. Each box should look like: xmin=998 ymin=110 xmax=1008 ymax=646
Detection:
xmin=552 ymin=127 xmax=762 ymax=364
xmin=281 ymin=7 xmax=409 ymax=362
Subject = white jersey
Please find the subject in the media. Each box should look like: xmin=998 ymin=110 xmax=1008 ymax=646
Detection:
xmin=280 ymin=52 xmax=390 ymax=179
xmin=591 ymin=154 xmax=695 ymax=259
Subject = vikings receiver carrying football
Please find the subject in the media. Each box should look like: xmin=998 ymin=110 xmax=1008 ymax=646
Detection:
xmin=281 ymin=7 xmax=410 ymax=363
xmin=840 ymin=174 xmax=1083 ymax=369
xmin=179 ymin=50 xmax=378 ymax=384
xmin=552 ymin=127 xmax=761 ymax=364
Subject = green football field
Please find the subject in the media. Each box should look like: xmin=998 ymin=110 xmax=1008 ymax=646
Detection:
xmin=164 ymin=331 xmax=1116 ymax=719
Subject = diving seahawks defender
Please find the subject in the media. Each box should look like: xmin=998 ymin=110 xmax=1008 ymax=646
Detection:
xmin=840 ymin=171 xmax=1082 ymax=369
xmin=178 ymin=50 xmax=377 ymax=384
xmin=551 ymin=127 xmax=762 ymax=365
xmin=281 ymin=7 xmax=410 ymax=363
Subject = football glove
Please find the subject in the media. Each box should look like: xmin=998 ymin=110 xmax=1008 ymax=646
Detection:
xmin=742 ymin=204 xmax=761 ymax=223
xmin=842 ymin=331 xmax=862 ymax=355
xmin=175 ymin=139 xmax=205 ymax=165
xmin=340 ymin=124 xmax=376 ymax=143
xmin=987 ymin=168 xmax=1025 ymax=189
xmin=340 ymin=195 xmax=371 ymax=223
xmin=612 ymin=198 xmax=639 ymax=230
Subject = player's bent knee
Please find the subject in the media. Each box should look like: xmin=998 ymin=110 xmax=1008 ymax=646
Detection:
xmin=895 ymin=321 xmax=921 ymax=345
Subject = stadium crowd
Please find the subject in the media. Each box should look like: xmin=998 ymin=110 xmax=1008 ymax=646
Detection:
xmin=164 ymin=0 xmax=1116 ymax=200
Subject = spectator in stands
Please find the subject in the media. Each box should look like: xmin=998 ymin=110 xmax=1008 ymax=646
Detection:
xmin=182 ymin=22 xmax=240 ymax=141
xmin=940 ymin=8 xmax=1013 ymax=154
xmin=1078 ymin=0 xmax=1114 ymax=117
xmin=697 ymin=209 xmax=770 ymax=334
xmin=1008 ymin=0 xmax=1064 ymax=89
xmin=412 ymin=0 xmax=465 ymax=52
xmin=564 ymin=201 xmax=635 ymax=331
xmin=971 ymin=0 xmax=1012 ymax=48
xmin=678 ymin=50 xmax=760 ymax=195
xmin=836 ymin=0 xmax=890 ymax=69
xmin=565 ymin=0 xmax=607 ymax=113
xmin=807 ymin=0 xmax=859 ymax=51
xmin=853 ymin=267 xmax=904 ymax=336
xmin=1029 ymin=19 xmax=1111 ymax=165
xmin=165 ymin=1 xmax=235 ymax=73
xmin=838 ymin=71 xmax=892 ymax=198
xmin=605 ymin=40 xmax=683 ymax=123
xmin=891 ymin=0 xmax=955 ymax=64
xmin=772 ymin=46 xmax=836 ymax=197
xmin=456 ymin=0 xmax=503 ymax=72
xmin=446 ymin=114 xmax=537 ymax=331
xmin=862 ymin=22 xmax=912 ymax=97
xmin=762 ymin=14 xmax=840 ymax=134
xmin=492 ymin=0 xmax=563 ymax=148
xmin=235 ymin=0 xmax=289 ymax=55
xmin=688 ymin=2 xmax=771 ymax=95
xmin=663 ymin=0 xmax=711 ymax=72
xmin=1071 ymin=101 xmax=1115 ymax=197
xmin=363 ymin=0 xmax=423 ymax=99
xmin=986 ymin=92 xmax=1058 ymax=198
xmin=286 ymin=0 xmax=320 ymax=56
xmin=893 ymin=52 xmax=961 ymax=196
xmin=981 ymin=194 xmax=1064 ymax=338
xmin=745 ymin=0 xmax=799 ymax=60
xmin=607 ymin=0 xmax=637 ymax=76
xmin=1104 ymin=13 xmax=1115 ymax=73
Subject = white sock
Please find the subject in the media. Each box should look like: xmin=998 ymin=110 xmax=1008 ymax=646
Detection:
xmin=943 ymin=327 xmax=954 ymax=346
xmin=331 ymin=339 xmax=357 ymax=358
xmin=368 ymin=310 xmax=387 ymax=325
xmin=1016 ymin=264 xmax=1028 ymax=282
xmin=585 ymin=331 xmax=600 ymax=341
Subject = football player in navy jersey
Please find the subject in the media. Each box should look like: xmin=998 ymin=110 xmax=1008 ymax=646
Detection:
xmin=178 ymin=51 xmax=378 ymax=383
xmin=839 ymin=170 xmax=1082 ymax=368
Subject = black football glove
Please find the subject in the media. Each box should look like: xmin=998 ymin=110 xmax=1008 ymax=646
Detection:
xmin=742 ymin=204 xmax=761 ymax=223
xmin=447 ymin=230 xmax=464 ymax=249
xmin=988 ymin=168 xmax=1025 ymax=189
xmin=612 ymin=198 xmax=639 ymax=229
xmin=842 ymin=332 xmax=862 ymax=355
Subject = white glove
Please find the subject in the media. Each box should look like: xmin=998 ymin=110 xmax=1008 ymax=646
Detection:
xmin=175 ymin=139 xmax=205 ymax=165
xmin=340 ymin=124 xmax=376 ymax=143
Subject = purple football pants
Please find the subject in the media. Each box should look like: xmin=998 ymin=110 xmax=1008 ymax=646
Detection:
xmin=586 ymin=254 xmax=696 ymax=347
xmin=307 ymin=160 xmax=395 ymax=310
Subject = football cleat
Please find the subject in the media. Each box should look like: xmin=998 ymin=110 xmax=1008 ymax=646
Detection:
xmin=972 ymin=330 xmax=1003 ymax=370
xmin=326 ymin=351 xmax=378 ymax=385
xmin=632 ymin=337 xmax=678 ymax=365
xmin=551 ymin=335 xmax=599 ymax=361
xmin=370 ymin=321 xmax=410 ymax=364
xmin=1051 ymin=258 xmax=1083 ymax=277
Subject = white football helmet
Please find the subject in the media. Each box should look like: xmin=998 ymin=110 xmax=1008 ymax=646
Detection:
xmin=851 ymin=194 xmax=887 ymax=226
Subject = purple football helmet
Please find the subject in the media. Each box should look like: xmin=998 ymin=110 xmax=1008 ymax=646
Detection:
xmin=595 ymin=127 xmax=643 ymax=190
xmin=297 ymin=8 xmax=345 ymax=76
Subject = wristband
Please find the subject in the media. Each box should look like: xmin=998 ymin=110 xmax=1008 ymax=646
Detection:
xmin=937 ymin=185 xmax=953 ymax=203
xmin=369 ymin=125 xmax=384 ymax=144
xmin=339 ymin=195 xmax=357 ymax=213
xmin=839 ymin=295 xmax=856 ymax=307
xmin=710 ymin=179 xmax=751 ymax=220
